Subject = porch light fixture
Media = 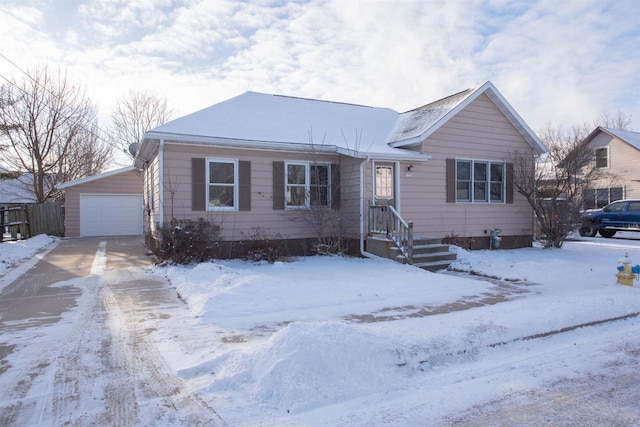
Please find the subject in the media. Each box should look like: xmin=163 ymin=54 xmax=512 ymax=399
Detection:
xmin=407 ymin=164 xmax=414 ymax=172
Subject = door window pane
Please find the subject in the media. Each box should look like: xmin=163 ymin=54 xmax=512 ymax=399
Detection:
xmin=375 ymin=166 xmax=393 ymax=199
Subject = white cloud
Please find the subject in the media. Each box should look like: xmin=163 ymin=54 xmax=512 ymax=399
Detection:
xmin=1 ymin=0 xmax=638 ymax=135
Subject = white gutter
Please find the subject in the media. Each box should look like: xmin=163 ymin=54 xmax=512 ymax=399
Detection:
xmin=359 ymin=156 xmax=382 ymax=259
xmin=143 ymin=131 xmax=431 ymax=162
xmin=158 ymin=138 xmax=164 ymax=230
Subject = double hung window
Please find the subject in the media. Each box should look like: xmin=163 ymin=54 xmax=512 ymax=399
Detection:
xmin=456 ymin=159 xmax=505 ymax=203
xmin=595 ymin=147 xmax=609 ymax=168
xmin=285 ymin=162 xmax=330 ymax=208
xmin=207 ymin=158 xmax=238 ymax=210
xmin=583 ymin=187 xmax=624 ymax=209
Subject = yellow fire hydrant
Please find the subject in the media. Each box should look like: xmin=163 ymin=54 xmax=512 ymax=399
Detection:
xmin=616 ymin=253 xmax=639 ymax=287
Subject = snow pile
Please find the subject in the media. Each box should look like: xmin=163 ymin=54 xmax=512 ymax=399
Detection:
xmin=197 ymin=321 xmax=398 ymax=413
xmin=0 ymin=234 xmax=57 ymax=275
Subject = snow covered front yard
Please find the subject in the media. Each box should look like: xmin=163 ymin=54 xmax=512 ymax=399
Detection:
xmin=152 ymin=234 xmax=640 ymax=425
xmin=1 ymin=233 xmax=639 ymax=425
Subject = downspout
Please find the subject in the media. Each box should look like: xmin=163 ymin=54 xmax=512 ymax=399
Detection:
xmin=158 ymin=139 xmax=164 ymax=231
xmin=359 ymin=156 xmax=382 ymax=259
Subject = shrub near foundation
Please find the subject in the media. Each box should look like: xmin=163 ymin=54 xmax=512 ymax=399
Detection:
xmin=159 ymin=218 xmax=221 ymax=264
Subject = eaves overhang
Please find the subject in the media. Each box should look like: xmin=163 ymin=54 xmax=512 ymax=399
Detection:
xmin=135 ymin=131 xmax=430 ymax=166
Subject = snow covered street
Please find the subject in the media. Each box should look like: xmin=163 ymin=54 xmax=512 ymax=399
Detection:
xmin=0 ymin=234 xmax=639 ymax=426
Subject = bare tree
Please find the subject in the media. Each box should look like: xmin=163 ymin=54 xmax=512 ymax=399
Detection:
xmin=512 ymin=114 xmax=628 ymax=248
xmin=0 ymin=66 xmax=106 ymax=202
xmin=110 ymin=90 xmax=173 ymax=162
xmin=57 ymin=122 xmax=112 ymax=182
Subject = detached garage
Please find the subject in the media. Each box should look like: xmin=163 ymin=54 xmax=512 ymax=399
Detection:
xmin=59 ymin=167 xmax=143 ymax=237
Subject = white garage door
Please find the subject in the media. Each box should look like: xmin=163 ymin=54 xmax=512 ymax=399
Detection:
xmin=80 ymin=194 xmax=143 ymax=237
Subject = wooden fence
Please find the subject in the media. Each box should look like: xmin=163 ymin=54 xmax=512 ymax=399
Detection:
xmin=0 ymin=202 xmax=64 ymax=242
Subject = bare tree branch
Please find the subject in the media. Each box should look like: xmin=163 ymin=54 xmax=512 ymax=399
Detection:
xmin=512 ymin=120 xmax=621 ymax=248
xmin=0 ymin=66 xmax=110 ymax=202
xmin=110 ymin=90 xmax=173 ymax=163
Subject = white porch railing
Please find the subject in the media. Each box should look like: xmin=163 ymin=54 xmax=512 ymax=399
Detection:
xmin=368 ymin=203 xmax=413 ymax=264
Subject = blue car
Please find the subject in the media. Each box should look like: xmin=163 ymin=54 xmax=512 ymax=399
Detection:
xmin=579 ymin=199 xmax=640 ymax=238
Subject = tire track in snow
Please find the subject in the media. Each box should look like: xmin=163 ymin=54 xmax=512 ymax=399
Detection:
xmin=0 ymin=245 xmax=105 ymax=426
xmin=102 ymin=278 xmax=225 ymax=426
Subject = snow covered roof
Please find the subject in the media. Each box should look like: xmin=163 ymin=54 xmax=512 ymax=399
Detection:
xmin=388 ymin=81 xmax=546 ymax=154
xmin=57 ymin=166 xmax=137 ymax=189
xmin=0 ymin=174 xmax=38 ymax=204
xmin=137 ymin=81 xmax=545 ymax=168
xmin=600 ymin=127 xmax=640 ymax=151
xmin=387 ymin=88 xmax=476 ymax=145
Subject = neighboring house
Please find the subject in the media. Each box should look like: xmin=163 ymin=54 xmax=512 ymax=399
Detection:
xmin=133 ymin=81 xmax=546 ymax=261
xmin=0 ymin=174 xmax=39 ymax=205
xmin=579 ymin=127 xmax=640 ymax=209
xmin=58 ymin=167 xmax=143 ymax=237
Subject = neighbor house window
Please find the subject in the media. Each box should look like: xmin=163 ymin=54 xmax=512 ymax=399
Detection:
xmin=285 ymin=162 xmax=330 ymax=208
xmin=207 ymin=158 xmax=238 ymax=210
xmin=595 ymin=147 xmax=609 ymax=168
xmin=456 ymin=159 xmax=505 ymax=203
xmin=583 ymin=187 xmax=624 ymax=209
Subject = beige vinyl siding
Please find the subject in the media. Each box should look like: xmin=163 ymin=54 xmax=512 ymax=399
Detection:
xmin=144 ymin=154 xmax=161 ymax=236
xmin=589 ymin=134 xmax=640 ymax=200
xmin=160 ymin=143 xmax=352 ymax=241
xmin=339 ymin=157 xmax=367 ymax=239
xmin=398 ymin=93 xmax=535 ymax=239
xmin=64 ymin=169 xmax=143 ymax=237
xmin=611 ymin=138 xmax=640 ymax=199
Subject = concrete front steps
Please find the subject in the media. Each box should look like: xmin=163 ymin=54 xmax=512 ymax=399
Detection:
xmin=366 ymin=235 xmax=457 ymax=272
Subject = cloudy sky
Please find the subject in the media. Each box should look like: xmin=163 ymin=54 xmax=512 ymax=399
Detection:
xmin=1 ymin=0 xmax=639 ymax=134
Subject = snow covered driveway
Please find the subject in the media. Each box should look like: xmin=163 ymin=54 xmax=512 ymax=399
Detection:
xmin=0 ymin=237 xmax=222 ymax=426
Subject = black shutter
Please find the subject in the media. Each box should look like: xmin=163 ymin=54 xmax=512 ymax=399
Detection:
xmin=506 ymin=162 xmax=514 ymax=204
xmin=239 ymin=161 xmax=251 ymax=211
xmin=446 ymin=158 xmax=455 ymax=203
xmin=273 ymin=161 xmax=285 ymax=210
xmin=192 ymin=158 xmax=206 ymax=211
xmin=331 ymin=163 xmax=341 ymax=210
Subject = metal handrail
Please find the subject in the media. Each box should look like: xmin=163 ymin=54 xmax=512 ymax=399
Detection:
xmin=369 ymin=203 xmax=413 ymax=264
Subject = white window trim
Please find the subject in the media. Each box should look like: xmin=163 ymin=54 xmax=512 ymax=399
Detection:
xmin=455 ymin=158 xmax=506 ymax=204
xmin=285 ymin=161 xmax=331 ymax=209
xmin=206 ymin=157 xmax=238 ymax=211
